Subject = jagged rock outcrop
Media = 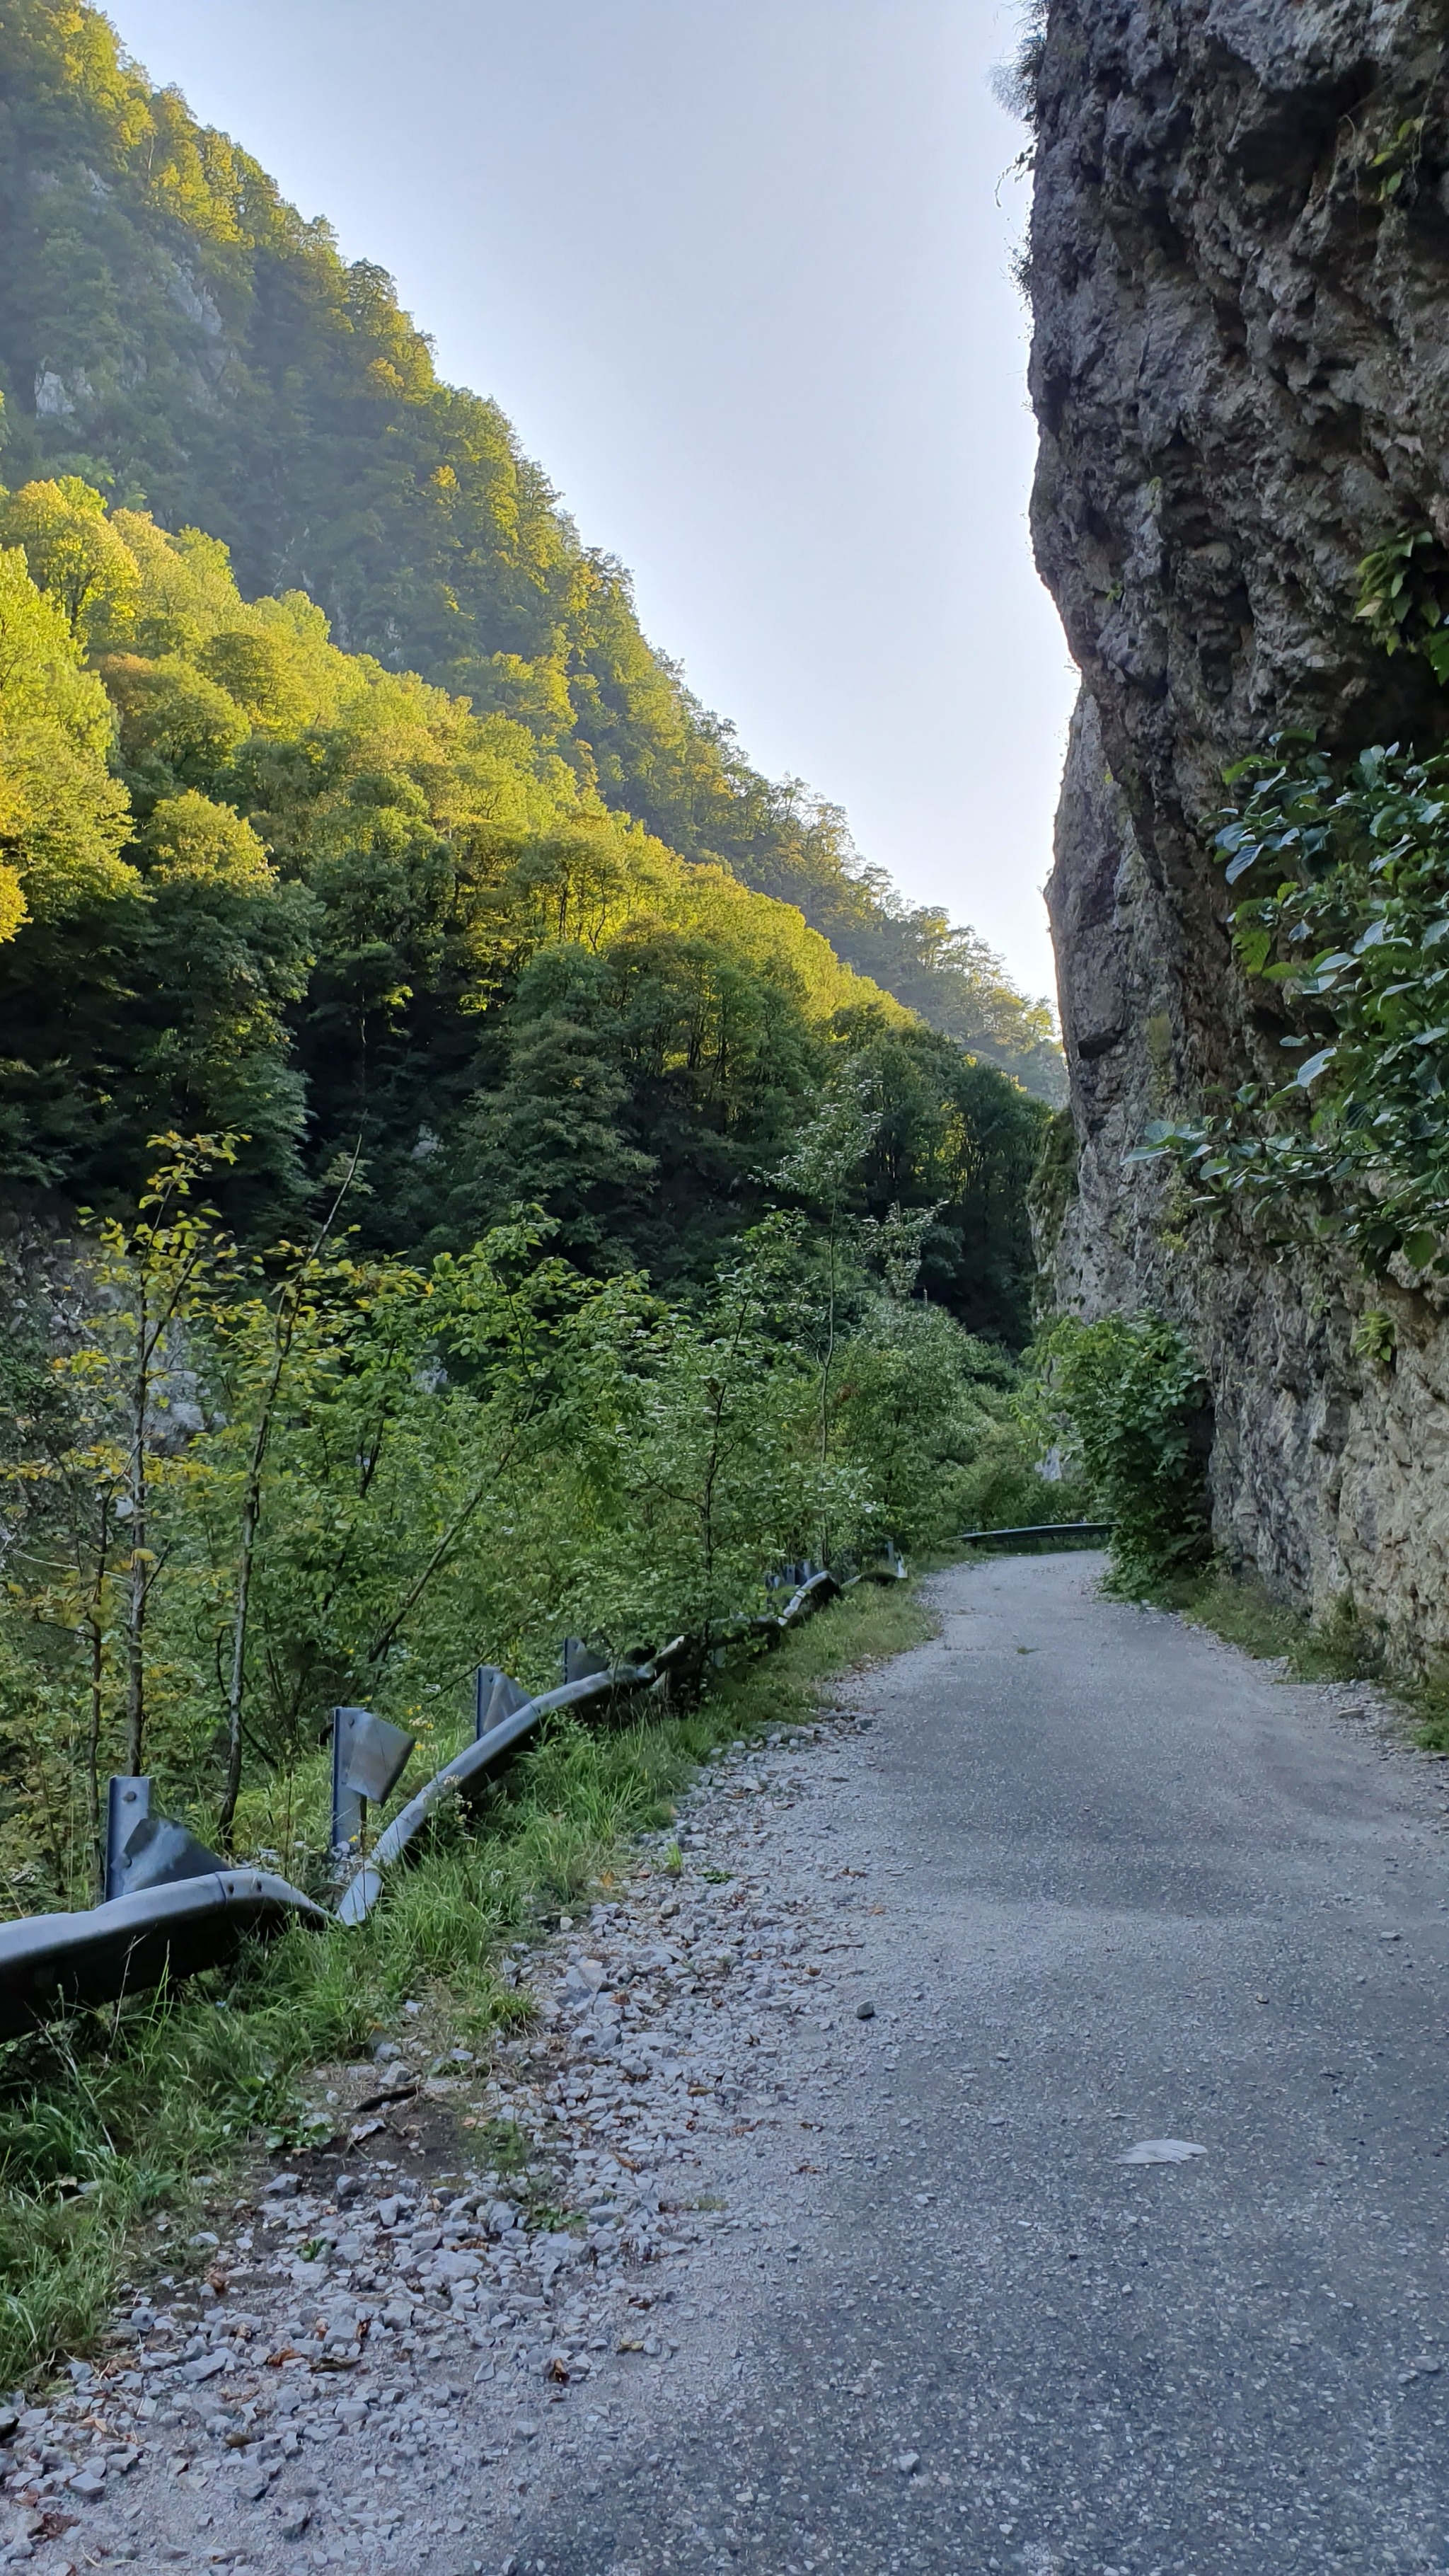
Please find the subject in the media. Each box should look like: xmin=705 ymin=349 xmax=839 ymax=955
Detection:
xmin=1028 ymin=0 xmax=1449 ymax=1653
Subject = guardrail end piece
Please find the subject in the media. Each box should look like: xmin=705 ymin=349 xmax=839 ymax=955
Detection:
xmin=115 ymin=1810 xmax=226 ymax=1897
xmin=562 ymin=1638 xmax=610 ymax=1684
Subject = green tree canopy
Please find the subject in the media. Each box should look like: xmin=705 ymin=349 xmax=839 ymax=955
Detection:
xmin=0 ymin=0 xmax=1061 ymax=1096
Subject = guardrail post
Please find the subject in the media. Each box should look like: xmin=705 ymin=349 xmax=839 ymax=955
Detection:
xmin=475 ymin=1666 xmax=502 ymax=1740
xmin=330 ymin=1707 xmax=416 ymax=1856
xmin=562 ymin=1638 xmax=608 ymax=1684
xmin=104 ymin=1776 xmax=151 ymax=1904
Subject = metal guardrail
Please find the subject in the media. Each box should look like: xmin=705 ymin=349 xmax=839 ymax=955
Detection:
xmin=0 ymin=1869 xmax=327 ymax=2041
xmin=334 ymin=1656 xmax=666 ymax=1926
xmin=0 ymin=1553 xmax=885 ymax=2026
xmin=335 ymin=1566 xmax=850 ymax=1924
xmin=958 ymin=1522 xmax=1113 ymax=1547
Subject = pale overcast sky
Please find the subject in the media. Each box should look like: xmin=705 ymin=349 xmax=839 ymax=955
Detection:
xmin=112 ymin=0 xmax=1078 ymax=1001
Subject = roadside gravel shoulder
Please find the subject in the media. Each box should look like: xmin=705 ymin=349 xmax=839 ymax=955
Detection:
xmin=0 ymin=1679 xmax=915 ymax=2576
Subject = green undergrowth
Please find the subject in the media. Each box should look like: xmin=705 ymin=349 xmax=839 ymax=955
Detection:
xmin=1161 ymin=1565 xmax=1449 ymax=1752
xmin=0 ymin=1572 xmax=934 ymax=2393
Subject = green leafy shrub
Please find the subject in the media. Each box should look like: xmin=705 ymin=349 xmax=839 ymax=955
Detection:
xmin=1355 ymin=526 xmax=1449 ymax=675
xmin=1132 ymin=738 xmax=1449 ymax=1277
xmin=0 ymin=1111 xmax=1026 ymax=1901
xmin=1033 ymin=1313 xmax=1211 ymax=1594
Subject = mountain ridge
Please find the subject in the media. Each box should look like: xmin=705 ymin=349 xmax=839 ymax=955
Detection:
xmin=0 ymin=0 xmax=1063 ymax=1099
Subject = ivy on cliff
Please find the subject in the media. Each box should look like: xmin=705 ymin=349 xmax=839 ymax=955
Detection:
xmin=1133 ymin=737 xmax=1449 ymax=1277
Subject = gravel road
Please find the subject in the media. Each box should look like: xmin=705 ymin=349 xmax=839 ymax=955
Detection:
xmin=8 ymin=1550 xmax=1449 ymax=2576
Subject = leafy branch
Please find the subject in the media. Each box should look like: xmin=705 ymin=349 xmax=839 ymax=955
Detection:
xmin=1131 ymin=739 xmax=1449 ymax=1275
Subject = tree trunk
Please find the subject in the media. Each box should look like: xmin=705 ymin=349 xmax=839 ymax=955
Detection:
xmin=83 ymin=1492 xmax=112 ymax=1898
xmin=123 ymin=1289 xmax=149 ymax=1777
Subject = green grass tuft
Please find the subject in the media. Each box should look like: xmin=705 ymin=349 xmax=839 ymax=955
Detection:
xmin=1162 ymin=1563 xmax=1449 ymax=1753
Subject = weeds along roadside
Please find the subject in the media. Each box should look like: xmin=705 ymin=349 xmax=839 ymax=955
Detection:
xmin=1155 ymin=1563 xmax=1449 ymax=1752
xmin=0 ymin=1573 xmax=935 ymax=2395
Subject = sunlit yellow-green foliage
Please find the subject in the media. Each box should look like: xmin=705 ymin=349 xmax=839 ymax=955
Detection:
xmin=0 ymin=521 xmax=134 ymax=936
xmin=142 ymin=790 xmax=272 ymax=889
xmin=0 ymin=478 xmax=907 ymax=1183
xmin=19 ymin=478 xmax=905 ymax=1023
xmin=0 ymin=474 xmax=1044 ymax=1332
xmin=188 ymin=534 xmax=896 ymax=1017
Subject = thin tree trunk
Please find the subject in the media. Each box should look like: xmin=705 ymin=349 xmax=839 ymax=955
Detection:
xmin=363 ymin=1460 xmax=504 ymax=1669
xmin=218 ymin=1149 xmax=359 ymax=1846
xmin=818 ymin=1198 xmax=839 ymax=1563
xmin=362 ymin=1384 xmax=544 ymax=1671
xmin=217 ymin=1323 xmax=287 ymax=1846
xmin=84 ymin=1492 xmax=112 ymax=1898
xmin=123 ymin=1285 xmax=149 ymax=1776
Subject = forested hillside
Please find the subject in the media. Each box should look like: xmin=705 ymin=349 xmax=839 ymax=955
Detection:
xmin=0 ymin=473 xmax=1044 ymax=1330
xmin=0 ymin=0 xmax=1062 ymax=1099
xmin=0 ymin=3 xmax=1076 ymax=1957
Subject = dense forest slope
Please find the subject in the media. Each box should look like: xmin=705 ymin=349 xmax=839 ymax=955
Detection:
xmin=0 ymin=0 xmax=1062 ymax=1099
xmin=0 ymin=6 xmax=1078 ymax=2069
xmin=0 ymin=473 xmax=1045 ymax=1334
xmin=1028 ymin=0 xmax=1449 ymax=1651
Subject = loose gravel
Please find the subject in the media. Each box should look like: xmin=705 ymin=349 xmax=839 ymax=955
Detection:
xmin=0 ymin=1706 xmax=887 ymax=2576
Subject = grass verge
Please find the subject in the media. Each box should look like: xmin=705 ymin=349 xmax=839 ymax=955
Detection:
xmin=0 ymin=1572 xmax=935 ymax=2393
xmin=1158 ymin=1563 xmax=1449 ymax=1751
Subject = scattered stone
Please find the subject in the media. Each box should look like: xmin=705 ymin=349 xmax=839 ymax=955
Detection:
xmin=1117 ymin=2138 xmax=1208 ymax=2166
xmin=855 ymin=2001 xmax=876 ymax=2020
xmin=12 ymin=1713 xmax=870 ymax=2575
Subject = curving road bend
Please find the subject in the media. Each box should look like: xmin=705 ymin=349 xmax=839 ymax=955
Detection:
xmin=519 ymin=1549 xmax=1449 ymax=2576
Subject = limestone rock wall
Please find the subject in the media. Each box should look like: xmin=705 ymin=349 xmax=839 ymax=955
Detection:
xmin=1028 ymin=0 xmax=1449 ymax=1654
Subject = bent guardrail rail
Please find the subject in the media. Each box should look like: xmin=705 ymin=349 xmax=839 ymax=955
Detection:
xmin=335 ymin=1569 xmax=854 ymax=1925
xmin=0 ymin=1546 xmax=900 ymax=2021
xmin=335 ymin=1635 xmax=703 ymax=1926
xmin=0 ymin=1867 xmax=327 ymax=2040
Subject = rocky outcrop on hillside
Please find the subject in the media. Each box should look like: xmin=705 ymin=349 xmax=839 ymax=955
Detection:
xmin=1028 ymin=0 xmax=1449 ymax=1653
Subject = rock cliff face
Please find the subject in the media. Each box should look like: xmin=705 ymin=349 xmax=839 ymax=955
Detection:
xmin=1028 ymin=0 xmax=1449 ymax=1654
